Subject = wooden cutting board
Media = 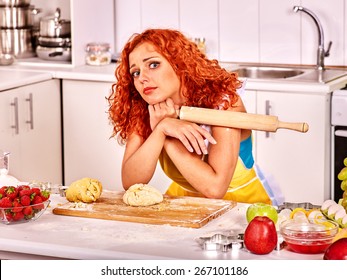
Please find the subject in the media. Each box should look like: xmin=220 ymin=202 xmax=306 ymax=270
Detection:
xmin=53 ymin=191 xmax=236 ymax=228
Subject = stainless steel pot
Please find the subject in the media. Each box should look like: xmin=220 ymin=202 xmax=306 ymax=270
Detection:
xmin=39 ymin=8 xmax=71 ymax=38
xmin=38 ymin=36 xmax=71 ymax=48
xmin=0 ymin=6 xmax=40 ymax=28
xmin=0 ymin=28 xmax=35 ymax=58
xmin=36 ymin=45 xmax=71 ymax=61
xmin=0 ymin=0 xmax=31 ymax=6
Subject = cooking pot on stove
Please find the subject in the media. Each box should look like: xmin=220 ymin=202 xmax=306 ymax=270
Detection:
xmin=0 ymin=28 xmax=35 ymax=58
xmin=0 ymin=5 xmax=40 ymax=29
xmin=39 ymin=7 xmax=71 ymax=38
xmin=0 ymin=0 xmax=31 ymax=6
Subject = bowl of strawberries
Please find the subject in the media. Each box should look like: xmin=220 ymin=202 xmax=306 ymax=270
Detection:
xmin=0 ymin=185 xmax=50 ymax=224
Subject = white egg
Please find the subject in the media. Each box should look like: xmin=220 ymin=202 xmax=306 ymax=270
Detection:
xmin=279 ymin=208 xmax=292 ymax=218
xmin=335 ymin=208 xmax=347 ymax=221
xmin=308 ymin=210 xmax=325 ymax=220
xmin=321 ymin=199 xmax=337 ymax=211
xmin=327 ymin=204 xmax=345 ymax=218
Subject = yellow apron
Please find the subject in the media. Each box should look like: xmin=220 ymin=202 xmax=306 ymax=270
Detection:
xmin=159 ymin=135 xmax=273 ymax=205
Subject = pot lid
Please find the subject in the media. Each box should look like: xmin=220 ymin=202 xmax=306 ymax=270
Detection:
xmin=85 ymin=42 xmax=110 ymax=52
xmin=41 ymin=7 xmax=70 ymax=23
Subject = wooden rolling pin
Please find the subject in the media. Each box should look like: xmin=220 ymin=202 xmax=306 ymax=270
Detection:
xmin=179 ymin=106 xmax=309 ymax=133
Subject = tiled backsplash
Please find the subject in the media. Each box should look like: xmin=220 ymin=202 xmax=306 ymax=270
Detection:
xmin=115 ymin=0 xmax=347 ymax=67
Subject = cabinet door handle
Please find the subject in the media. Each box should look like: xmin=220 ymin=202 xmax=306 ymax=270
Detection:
xmin=265 ymin=100 xmax=271 ymax=138
xmin=10 ymin=97 xmax=19 ymax=134
xmin=25 ymin=93 xmax=34 ymax=130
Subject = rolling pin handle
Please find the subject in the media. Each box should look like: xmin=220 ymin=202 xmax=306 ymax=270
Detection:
xmin=278 ymin=121 xmax=309 ymax=133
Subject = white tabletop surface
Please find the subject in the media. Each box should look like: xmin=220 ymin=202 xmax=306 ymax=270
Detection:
xmin=0 ymin=193 xmax=326 ymax=260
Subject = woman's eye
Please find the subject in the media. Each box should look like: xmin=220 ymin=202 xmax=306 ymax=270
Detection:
xmin=149 ymin=62 xmax=160 ymax=69
xmin=131 ymin=70 xmax=140 ymax=78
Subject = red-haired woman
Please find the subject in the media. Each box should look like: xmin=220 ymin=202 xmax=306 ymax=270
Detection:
xmin=108 ymin=29 xmax=280 ymax=205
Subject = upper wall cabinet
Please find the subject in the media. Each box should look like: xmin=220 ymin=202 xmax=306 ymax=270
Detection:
xmin=17 ymin=0 xmax=115 ymax=68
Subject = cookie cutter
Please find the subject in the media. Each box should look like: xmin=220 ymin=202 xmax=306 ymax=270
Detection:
xmin=277 ymin=202 xmax=321 ymax=212
xmin=197 ymin=233 xmax=244 ymax=252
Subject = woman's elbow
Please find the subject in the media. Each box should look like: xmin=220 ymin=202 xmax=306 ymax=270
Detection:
xmin=203 ymin=185 xmax=228 ymax=199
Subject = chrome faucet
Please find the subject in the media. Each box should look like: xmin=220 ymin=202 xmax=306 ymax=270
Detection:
xmin=293 ymin=6 xmax=332 ymax=70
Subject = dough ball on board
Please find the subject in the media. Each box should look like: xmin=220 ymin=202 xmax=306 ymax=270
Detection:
xmin=66 ymin=177 xmax=103 ymax=203
xmin=123 ymin=184 xmax=163 ymax=206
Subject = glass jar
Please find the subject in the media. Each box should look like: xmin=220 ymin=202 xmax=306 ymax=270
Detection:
xmin=85 ymin=42 xmax=111 ymax=66
xmin=194 ymin=37 xmax=206 ymax=54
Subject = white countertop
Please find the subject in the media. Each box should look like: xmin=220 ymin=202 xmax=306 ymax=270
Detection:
xmin=0 ymin=63 xmax=116 ymax=89
xmin=1 ymin=61 xmax=347 ymax=93
xmin=0 ymin=70 xmax=53 ymax=91
xmin=0 ymin=194 xmax=325 ymax=260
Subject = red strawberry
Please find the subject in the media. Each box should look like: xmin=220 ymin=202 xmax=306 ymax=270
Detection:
xmin=23 ymin=206 xmax=33 ymax=217
xmin=4 ymin=212 xmax=13 ymax=222
xmin=5 ymin=186 xmax=18 ymax=200
xmin=19 ymin=189 xmax=32 ymax=197
xmin=20 ymin=195 xmax=31 ymax=206
xmin=0 ymin=187 xmax=6 ymax=198
xmin=17 ymin=185 xmax=30 ymax=192
xmin=0 ymin=186 xmax=8 ymax=194
xmin=31 ymin=188 xmax=41 ymax=196
xmin=40 ymin=190 xmax=50 ymax=202
xmin=12 ymin=211 xmax=24 ymax=221
xmin=0 ymin=197 xmax=13 ymax=208
xmin=32 ymin=195 xmax=44 ymax=210
xmin=12 ymin=201 xmax=23 ymax=213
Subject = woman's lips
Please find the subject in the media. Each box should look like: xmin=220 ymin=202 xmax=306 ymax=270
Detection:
xmin=143 ymin=87 xmax=157 ymax=95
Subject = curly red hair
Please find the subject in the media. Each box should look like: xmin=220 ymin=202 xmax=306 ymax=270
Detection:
xmin=108 ymin=28 xmax=241 ymax=142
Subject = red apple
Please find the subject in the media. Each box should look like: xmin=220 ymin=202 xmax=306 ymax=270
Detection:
xmin=244 ymin=216 xmax=278 ymax=255
xmin=323 ymin=238 xmax=347 ymax=260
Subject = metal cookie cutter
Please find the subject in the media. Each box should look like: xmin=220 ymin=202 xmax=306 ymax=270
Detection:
xmin=197 ymin=233 xmax=244 ymax=252
xmin=277 ymin=202 xmax=321 ymax=212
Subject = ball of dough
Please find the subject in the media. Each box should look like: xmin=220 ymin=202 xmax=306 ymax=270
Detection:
xmin=66 ymin=177 xmax=103 ymax=203
xmin=123 ymin=184 xmax=163 ymax=206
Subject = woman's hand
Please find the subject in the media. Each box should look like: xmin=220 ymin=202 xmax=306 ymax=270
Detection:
xmin=157 ymin=118 xmax=216 ymax=155
xmin=148 ymin=98 xmax=179 ymax=130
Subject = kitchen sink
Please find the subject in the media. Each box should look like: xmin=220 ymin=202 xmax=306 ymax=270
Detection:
xmin=231 ymin=65 xmax=347 ymax=83
xmin=234 ymin=66 xmax=304 ymax=80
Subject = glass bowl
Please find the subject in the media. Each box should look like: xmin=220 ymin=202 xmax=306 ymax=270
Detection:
xmin=279 ymin=218 xmax=339 ymax=254
xmin=0 ymin=200 xmax=50 ymax=225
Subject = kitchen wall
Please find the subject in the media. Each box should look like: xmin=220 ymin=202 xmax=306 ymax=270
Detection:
xmin=114 ymin=0 xmax=347 ymax=67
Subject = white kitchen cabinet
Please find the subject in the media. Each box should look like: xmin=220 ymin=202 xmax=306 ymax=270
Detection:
xmin=62 ymin=80 xmax=171 ymax=192
xmin=21 ymin=0 xmax=115 ymax=67
xmin=0 ymin=79 xmax=62 ymax=183
xmin=255 ymin=91 xmax=331 ymax=205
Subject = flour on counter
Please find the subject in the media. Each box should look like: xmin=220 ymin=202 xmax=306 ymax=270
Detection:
xmin=55 ymin=201 xmax=94 ymax=211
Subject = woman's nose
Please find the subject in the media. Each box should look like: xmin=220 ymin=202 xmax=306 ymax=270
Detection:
xmin=138 ymin=70 xmax=149 ymax=83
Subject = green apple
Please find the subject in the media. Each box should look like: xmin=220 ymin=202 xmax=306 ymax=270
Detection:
xmin=246 ymin=203 xmax=278 ymax=224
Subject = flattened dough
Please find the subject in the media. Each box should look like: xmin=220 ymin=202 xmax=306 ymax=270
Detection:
xmin=66 ymin=177 xmax=103 ymax=203
xmin=123 ymin=184 xmax=163 ymax=206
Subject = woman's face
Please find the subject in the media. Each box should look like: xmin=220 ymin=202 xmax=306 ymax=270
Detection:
xmin=129 ymin=42 xmax=182 ymax=105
